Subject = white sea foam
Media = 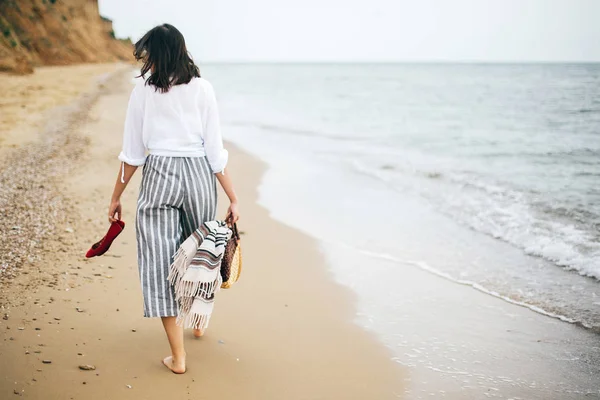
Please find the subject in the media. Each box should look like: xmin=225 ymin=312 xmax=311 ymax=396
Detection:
xmin=352 ymin=246 xmax=587 ymax=328
xmin=350 ymin=160 xmax=600 ymax=281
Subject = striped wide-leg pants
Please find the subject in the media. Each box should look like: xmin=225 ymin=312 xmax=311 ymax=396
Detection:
xmin=136 ymin=155 xmax=217 ymax=318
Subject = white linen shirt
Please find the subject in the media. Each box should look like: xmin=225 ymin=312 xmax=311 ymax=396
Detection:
xmin=118 ymin=77 xmax=228 ymax=174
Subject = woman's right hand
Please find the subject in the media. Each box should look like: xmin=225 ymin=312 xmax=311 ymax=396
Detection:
xmin=108 ymin=198 xmax=122 ymax=223
xmin=226 ymin=202 xmax=240 ymax=226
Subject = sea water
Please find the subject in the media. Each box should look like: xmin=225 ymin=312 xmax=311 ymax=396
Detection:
xmin=206 ymin=63 xmax=600 ymax=397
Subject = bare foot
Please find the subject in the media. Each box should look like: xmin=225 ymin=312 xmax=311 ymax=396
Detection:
xmin=162 ymin=355 xmax=186 ymax=374
xmin=193 ymin=328 xmax=204 ymax=338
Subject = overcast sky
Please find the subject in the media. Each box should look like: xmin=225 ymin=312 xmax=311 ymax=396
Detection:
xmin=99 ymin=0 xmax=600 ymax=62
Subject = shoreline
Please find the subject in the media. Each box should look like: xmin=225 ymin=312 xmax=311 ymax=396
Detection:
xmin=372 ymin=251 xmax=591 ymax=330
xmin=0 ymin=67 xmax=406 ymax=398
xmin=222 ymin=131 xmax=600 ymax=397
xmin=215 ymin=88 xmax=600 ymax=397
xmin=207 ymin=62 xmax=600 ymax=336
xmin=220 ymin=127 xmax=600 ymax=332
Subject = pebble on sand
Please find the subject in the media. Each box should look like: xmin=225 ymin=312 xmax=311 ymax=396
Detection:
xmin=126 ymin=385 xmax=132 ymax=389
xmin=78 ymin=365 xmax=96 ymax=371
xmin=42 ymin=360 xmax=51 ymax=364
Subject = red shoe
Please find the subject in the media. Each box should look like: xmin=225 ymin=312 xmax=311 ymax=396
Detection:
xmin=85 ymin=220 xmax=125 ymax=258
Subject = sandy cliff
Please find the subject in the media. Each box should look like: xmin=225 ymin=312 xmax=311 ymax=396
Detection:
xmin=0 ymin=0 xmax=131 ymax=74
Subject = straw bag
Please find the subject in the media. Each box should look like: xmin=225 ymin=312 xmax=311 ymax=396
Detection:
xmin=221 ymin=223 xmax=242 ymax=289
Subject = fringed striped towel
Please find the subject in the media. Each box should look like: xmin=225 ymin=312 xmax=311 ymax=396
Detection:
xmin=168 ymin=220 xmax=232 ymax=330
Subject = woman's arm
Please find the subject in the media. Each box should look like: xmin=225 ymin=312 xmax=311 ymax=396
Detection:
xmin=109 ymin=83 xmax=145 ymax=223
xmin=215 ymin=168 xmax=240 ymax=225
xmin=108 ymin=162 xmax=138 ymax=223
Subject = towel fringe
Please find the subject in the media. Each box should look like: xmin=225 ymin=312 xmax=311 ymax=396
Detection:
xmin=172 ymin=278 xmax=220 ymax=301
xmin=177 ymin=311 xmax=211 ymax=331
xmin=167 ymin=221 xmax=231 ymax=331
xmin=167 ymin=247 xmax=188 ymax=284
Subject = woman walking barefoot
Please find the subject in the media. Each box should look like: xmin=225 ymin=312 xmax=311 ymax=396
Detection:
xmin=107 ymin=24 xmax=240 ymax=374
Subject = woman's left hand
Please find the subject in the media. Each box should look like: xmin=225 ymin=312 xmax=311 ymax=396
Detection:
xmin=108 ymin=199 xmax=122 ymax=223
xmin=226 ymin=202 xmax=240 ymax=226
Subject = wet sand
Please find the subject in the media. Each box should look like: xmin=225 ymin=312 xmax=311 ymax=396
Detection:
xmin=0 ymin=67 xmax=405 ymax=398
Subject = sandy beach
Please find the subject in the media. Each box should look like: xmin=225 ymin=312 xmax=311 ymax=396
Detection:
xmin=1 ymin=63 xmax=599 ymax=400
xmin=0 ymin=66 xmax=405 ymax=399
xmin=2 ymin=1 xmax=599 ymax=398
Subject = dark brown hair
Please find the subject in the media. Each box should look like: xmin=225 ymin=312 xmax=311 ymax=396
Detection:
xmin=133 ymin=24 xmax=200 ymax=93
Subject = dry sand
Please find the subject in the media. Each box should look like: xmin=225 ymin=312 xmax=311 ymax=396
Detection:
xmin=0 ymin=63 xmax=125 ymax=155
xmin=0 ymin=67 xmax=405 ymax=398
xmin=0 ymin=63 xmax=130 ymax=289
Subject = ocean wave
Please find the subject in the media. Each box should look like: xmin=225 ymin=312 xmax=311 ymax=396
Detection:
xmin=470 ymin=148 xmax=600 ymax=161
xmin=352 ymin=247 xmax=597 ymax=332
xmin=572 ymin=108 xmax=598 ymax=114
xmin=351 ymin=161 xmax=600 ymax=281
xmin=574 ymin=171 xmax=600 ymax=177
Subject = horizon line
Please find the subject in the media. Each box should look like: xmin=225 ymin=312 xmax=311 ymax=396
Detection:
xmin=198 ymin=60 xmax=600 ymax=65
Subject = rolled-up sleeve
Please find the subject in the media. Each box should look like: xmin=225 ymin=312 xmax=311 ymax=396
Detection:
xmin=118 ymin=84 xmax=146 ymax=166
xmin=202 ymin=81 xmax=228 ymax=174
